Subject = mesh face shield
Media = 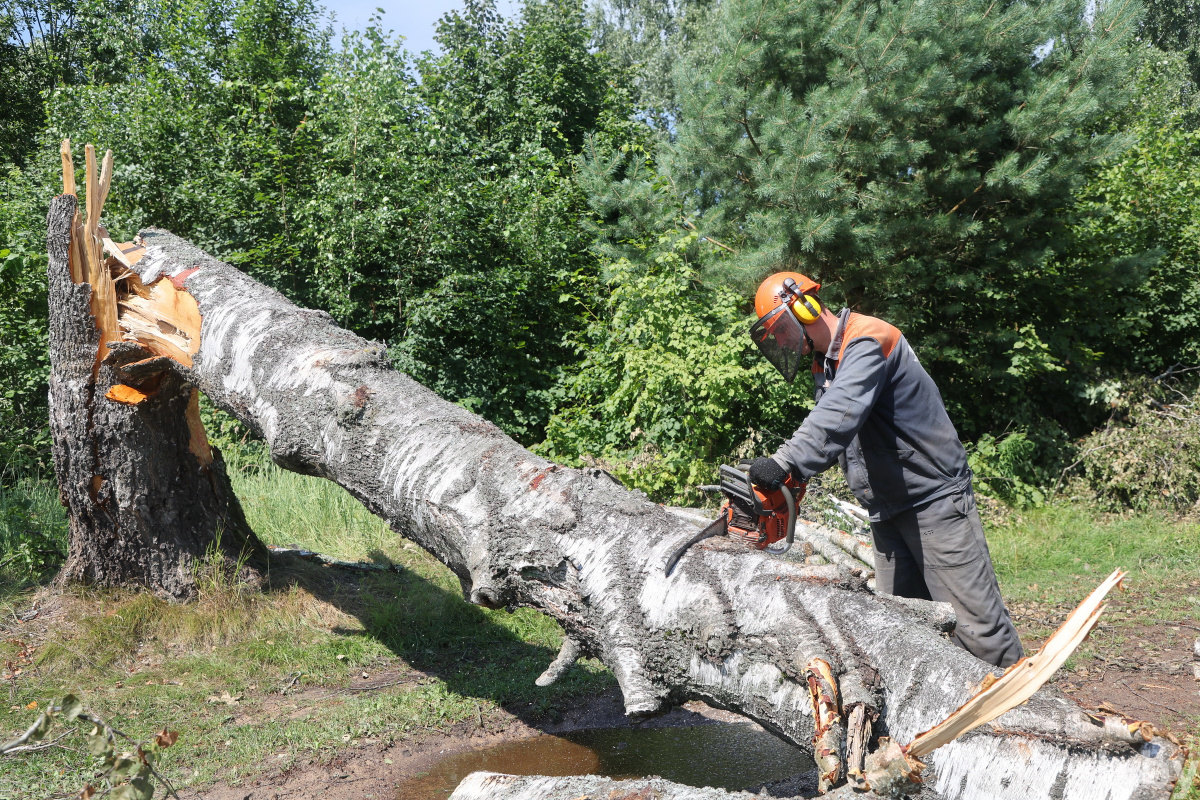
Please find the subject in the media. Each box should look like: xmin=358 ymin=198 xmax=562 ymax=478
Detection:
xmin=750 ymin=303 xmax=807 ymax=383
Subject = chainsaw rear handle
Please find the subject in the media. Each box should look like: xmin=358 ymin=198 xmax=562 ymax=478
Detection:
xmin=765 ymin=484 xmax=795 ymax=555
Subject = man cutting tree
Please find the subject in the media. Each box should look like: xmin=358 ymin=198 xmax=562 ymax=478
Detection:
xmin=747 ymin=272 xmax=1024 ymax=668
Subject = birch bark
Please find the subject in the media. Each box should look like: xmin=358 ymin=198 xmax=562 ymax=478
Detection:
xmin=52 ymin=220 xmax=1183 ymax=799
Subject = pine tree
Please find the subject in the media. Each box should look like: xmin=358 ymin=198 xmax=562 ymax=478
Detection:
xmin=662 ymin=0 xmax=1144 ymax=436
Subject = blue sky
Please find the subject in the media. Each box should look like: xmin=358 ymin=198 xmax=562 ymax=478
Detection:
xmin=322 ymin=1 xmax=522 ymax=54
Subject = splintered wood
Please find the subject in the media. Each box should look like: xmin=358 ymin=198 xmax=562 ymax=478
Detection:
xmin=60 ymin=139 xmax=118 ymax=364
xmin=907 ymin=568 xmax=1129 ymax=758
xmin=116 ymin=271 xmax=202 ymax=366
xmin=59 ymin=140 xmax=201 ymax=369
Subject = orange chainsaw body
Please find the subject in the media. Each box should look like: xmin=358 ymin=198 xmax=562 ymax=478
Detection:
xmin=722 ymin=475 xmax=805 ymax=550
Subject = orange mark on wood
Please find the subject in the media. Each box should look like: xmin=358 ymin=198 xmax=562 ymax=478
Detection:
xmin=105 ymin=384 xmax=149 ymax=405
xmin=530 ymin=465 xmax=558 ymax=490
xmin=185 ymin=390 xmax=213 ymax=467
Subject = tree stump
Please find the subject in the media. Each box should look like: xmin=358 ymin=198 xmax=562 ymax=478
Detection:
xmin=46 ymin=168 xmax=264 ymax=601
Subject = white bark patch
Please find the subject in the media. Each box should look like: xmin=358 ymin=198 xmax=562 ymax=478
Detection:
xmin=928 ymin=734 xmax=1151 ymax=800
xmin=638 ymin=570 xmax=722 ymax=629
xmin=688 ymin=650 xmax=813 ymax=719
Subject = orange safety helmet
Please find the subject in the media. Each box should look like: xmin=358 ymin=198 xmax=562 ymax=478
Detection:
xmin=749 ymin=272 xmax=822 ymax=384
xmin=754 ymin=272 xmax=821 ymax=319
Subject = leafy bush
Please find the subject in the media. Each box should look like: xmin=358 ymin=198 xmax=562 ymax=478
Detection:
xmin=966 ymin=429 xmax=1071 ymax=509
xmin=1063 ymin=52 xmax=1200 ymax=375
xmin=610 ymin=0 xmax=1146 ymax=444
xmin=1071 ymin=373 xmax=1200 ymax=512
xmin=538 ymin=230 xmax=811 ymax=504
xmin=0 ymin=245 xmax=50 ymax=472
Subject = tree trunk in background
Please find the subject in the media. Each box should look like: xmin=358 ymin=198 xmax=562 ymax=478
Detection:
xmin=46 ymin=195 xmax=265 ymax=601
xmin=49 ymin=220 xmax=1183 ymax=800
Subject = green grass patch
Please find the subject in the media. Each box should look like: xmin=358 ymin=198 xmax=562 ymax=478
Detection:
xmin=989 ymin=502 xmax=1200 ymax=607
xmin=0 ymin=469 xmax=68 ymax=586
xmin=1 ymin=464 xmax=612 ymax=799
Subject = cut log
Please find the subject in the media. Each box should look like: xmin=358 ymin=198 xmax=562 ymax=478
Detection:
xmin=49 ymin=224 xmax=1175 ymax=800
xmin=47 ymin=166 xmax=264 ymax=601
xmin=448 ymin=772 xmax=771 ymax=800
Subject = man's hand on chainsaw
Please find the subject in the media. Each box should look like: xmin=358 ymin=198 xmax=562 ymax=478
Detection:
xmin=749 ymin=456 xmax=790 ymax=491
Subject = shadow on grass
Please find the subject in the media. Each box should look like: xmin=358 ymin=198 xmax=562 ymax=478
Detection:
xmin=263 ymin=550 xmax=620 ymax=728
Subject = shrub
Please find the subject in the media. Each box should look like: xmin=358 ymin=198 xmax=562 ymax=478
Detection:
xmin=537 ymin=230 xmax=811 ymax=504
xmin=967 ymin=428 xmax=1072 ymax=509
xmin=1070 ymin=372 xmax=1200 ymax=512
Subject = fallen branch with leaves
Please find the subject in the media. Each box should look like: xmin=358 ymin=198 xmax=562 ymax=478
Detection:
xmin=2 ymin=694 xmax=180 ymax=800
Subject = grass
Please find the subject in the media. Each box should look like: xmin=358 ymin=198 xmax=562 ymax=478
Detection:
xmin=0 ymin=469 xmax=68 ymax=582
xmin=2 ymin=463 xmax=1199 ymax=799
xmin=988 ymin=500 xmax=1200 ymax=796
xmin=988 ymin=501 xmax=1200 ymax=607
xmin=0 ymin=462 xmax=613 ymax=800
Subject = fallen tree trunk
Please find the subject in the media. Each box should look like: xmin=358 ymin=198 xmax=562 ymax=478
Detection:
xmin=448 ymin=772 xmax=788 ymax=799
xmin=44 ymin=203 xmax=1183 ymax=798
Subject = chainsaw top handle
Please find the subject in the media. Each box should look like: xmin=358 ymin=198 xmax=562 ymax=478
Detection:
xmin=766 ymin=484 xmax=795 ymax=555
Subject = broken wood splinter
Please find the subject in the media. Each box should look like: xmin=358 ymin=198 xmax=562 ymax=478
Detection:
xmin=104 ymin=385 xmax=150 ymax=406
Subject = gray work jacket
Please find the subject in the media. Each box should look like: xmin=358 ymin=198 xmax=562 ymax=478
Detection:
xmin=773 ymin=309 xmax=972 ymax=521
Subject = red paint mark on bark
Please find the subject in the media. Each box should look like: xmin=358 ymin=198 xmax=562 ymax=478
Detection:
xmin=530 ymin=465 xmax=559 ymax=490
xmin=168 ymin=267 xmax=200 ymax=289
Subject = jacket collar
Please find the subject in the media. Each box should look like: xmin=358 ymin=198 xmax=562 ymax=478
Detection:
xmin=824 ymin=308 xmax=853 ymax=364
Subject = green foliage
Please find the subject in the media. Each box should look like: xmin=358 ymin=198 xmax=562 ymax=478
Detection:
xmin=967 ymin=430 xmax=1071 ymax=509
xmin=1071 ymin=373 xmax=1200 ymax=512
xmin=629 ymin=0 xmax=1145 ymax=444
xmin=308 ymin=0 xmax=624 ymax=440
xmin=0 ymin=242 xmax=51 ymax=471
xmin=0 ymin=474 xmax=67 ymax=579
xmin=1 ymin=693 xmax=180 ymax=799
xmin=1064 ymin=53 xmax=1200 ymax=374
xmin=1139 ymin=0 xmax=1200 ymax=88
xmin=538 ymin=229 xmax=811 ymax=504
xmin=586 ymin=0 xmax=717 ymax=129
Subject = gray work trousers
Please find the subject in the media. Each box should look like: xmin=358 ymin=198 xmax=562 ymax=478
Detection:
xmin=870 ymin=489 xmax=1024 ymax=668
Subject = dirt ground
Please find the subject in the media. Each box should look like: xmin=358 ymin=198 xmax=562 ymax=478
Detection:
xmin=190 ymin=688 xmax=769 ymax=800
xmin=1011 ymin=592 xmax=1200 ymax=734
xmin=186 ymin=598 xmax=1200 ymax=800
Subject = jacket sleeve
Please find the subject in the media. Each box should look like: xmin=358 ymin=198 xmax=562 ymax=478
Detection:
xmin=773 ymin=338 xmax=888 ymax=480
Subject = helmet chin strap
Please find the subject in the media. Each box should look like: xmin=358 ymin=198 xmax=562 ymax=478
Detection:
xmin=803 ymin=329 xmax=815 ymax=356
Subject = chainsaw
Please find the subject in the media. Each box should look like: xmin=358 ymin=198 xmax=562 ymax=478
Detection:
xmin=664 ymin=461 xmax=806 ymax=575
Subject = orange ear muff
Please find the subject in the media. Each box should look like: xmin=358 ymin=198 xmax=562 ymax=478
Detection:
xmin=792 ymin=294 xmax=822 ymax=324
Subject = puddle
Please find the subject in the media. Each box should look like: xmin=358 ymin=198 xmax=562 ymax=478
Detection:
xmin=396 ymin=723 xmax=816 ymax=799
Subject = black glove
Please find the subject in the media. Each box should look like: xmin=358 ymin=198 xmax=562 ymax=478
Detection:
xmin=749 ymin=456 xmax=790 ymax=491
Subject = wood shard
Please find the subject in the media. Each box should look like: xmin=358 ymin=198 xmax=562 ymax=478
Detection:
xmin=105 ymin=384 xmax=150 ymax=405
xmin=907 ymin=569 xmax=1127 ymax=758
xmin=185 ymin=390 xmax=214 ymax=467
xmin=103 ymin=238 xmax=147 ymax=268
xmin=60 ymin=139 xmax=76 ymax=196
xmin=117 ymin=272 xmax=202 ymax=367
